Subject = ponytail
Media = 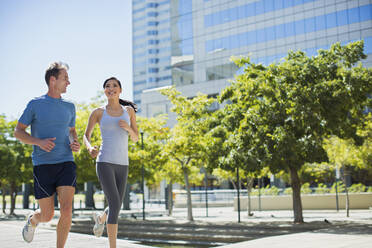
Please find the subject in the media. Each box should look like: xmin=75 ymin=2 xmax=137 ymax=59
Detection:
xmin=119 ymin=99 xmax=138 ymax=112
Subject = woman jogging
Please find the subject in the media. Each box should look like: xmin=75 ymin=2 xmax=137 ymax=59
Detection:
xmin=83 ymin=77 xmax=138 ymax=248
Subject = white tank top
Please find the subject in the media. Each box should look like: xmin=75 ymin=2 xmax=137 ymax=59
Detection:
xmin=97 ymin=106 xmax=130 ymax=165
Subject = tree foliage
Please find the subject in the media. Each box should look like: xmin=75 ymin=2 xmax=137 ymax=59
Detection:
xmin=160 ymin=86 xmax=214 ymax=221
xmin=218 ymin=40 xmax=371 ymax=223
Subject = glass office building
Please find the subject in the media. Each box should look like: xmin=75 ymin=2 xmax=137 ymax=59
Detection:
xmin=133 ymin=0 xmax=372 ymax=120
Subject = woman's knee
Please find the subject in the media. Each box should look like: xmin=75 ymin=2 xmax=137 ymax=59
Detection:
xmin=107 ymin=206 xmax=120 ymax=223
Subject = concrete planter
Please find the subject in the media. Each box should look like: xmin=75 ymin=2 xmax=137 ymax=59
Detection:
xmin=234 ymin=193 xmax=372 ymax=211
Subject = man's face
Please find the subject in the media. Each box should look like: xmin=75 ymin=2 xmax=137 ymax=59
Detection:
xmin=53 ymin=69 xmax=70 ymax=94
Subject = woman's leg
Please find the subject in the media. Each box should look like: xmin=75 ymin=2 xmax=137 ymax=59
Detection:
xmin=99 ymin=207 xmax=109 ymax=224
xmin=97 ymin=163 xmax=128 ymax=248
xmin=115 ymin=165 xmax=129 ymax=214
xmin=107 ymin=165 xmax=128 ymax=248
xmin=107 ymin=224 xmax=118 ymax=248
xmin=96 ymin=163 xmax=119 ymax=241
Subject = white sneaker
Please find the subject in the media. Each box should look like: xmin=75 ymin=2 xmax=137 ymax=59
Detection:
xmin=93 ymin=212 xmax=105 ymax=237
xmin=22 ymin=214 xmax=37 ymax=243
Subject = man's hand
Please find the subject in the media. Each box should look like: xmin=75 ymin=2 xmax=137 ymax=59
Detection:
xmin=37 ymin=137 xmax=56 ymax=152
xmin=70 ymin=140 xmax=80 ymax=152
xmin=88 ymin=145 xmax=99 ymax=158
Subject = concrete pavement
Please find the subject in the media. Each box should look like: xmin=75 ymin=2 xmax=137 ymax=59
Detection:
xmin=0 ymin=220 xmax=152 ymax=248
xmin=0 ymin=208 xmax=371 ymax=247
xmin=220 ymin=231 xmax=372 ymax=248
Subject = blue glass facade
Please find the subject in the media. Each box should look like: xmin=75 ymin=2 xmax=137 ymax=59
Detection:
xmin=204 ymin=0 xmax=317 ymax=27
xmin=205 ymin=5 xmax=372 ymax=53
xmin=134 ymin=0 xmax=372 ymax=118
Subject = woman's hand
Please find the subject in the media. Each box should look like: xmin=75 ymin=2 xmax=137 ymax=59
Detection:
xmin=88 ymin=145 xmax=99 ymax=158
xmin=118 ymin=119 xmax=130 ymax=132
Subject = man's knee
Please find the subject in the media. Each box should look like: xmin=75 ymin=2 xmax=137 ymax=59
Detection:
xmin=59 ymin=204 xmax=72 ymax=218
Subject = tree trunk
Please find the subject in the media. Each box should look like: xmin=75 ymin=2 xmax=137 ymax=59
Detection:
xmin=10 ymin=183 xmax=17 ymax=216
xmin=258 ymin=177 xmax=262 ymax=211
xmin=247 ymin=177 xmax=254 ymax=216
xmin=230 ymin=179 xmax=237 ymax=190
xmin=289 ymin=166 xmax=304 ymax=223
xmin=168 ymin=182 xmax=173 ymax=216
xmin=343 ymin=167 xmax=350 ymax=217
xmin=2 ymin=188 xmax=6 ymax=214
xmin=84 ymin=182 xmax=95 ymax=209
xmin=183 ymin=168 xmax=194 ymax=221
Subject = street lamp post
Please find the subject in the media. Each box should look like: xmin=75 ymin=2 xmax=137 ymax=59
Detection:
xmin=335 ymin=165 xmax=340 ymax=212
xmin=236 ymin=167 xmax=241 ymax=223
xmin=141 ymin=131 xmax=145 ymax=220
xmin=202 ymin=167 xmax=208 ymax=217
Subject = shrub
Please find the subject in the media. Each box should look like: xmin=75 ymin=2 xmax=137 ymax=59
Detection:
xmin=314 ymin=183 xmax=330 ymax=194
xmin=348 ymin=183 xmax=366 ymax=193
xmin=263 ymin=185 xmax=280 ymax=195
xmin=330 ymin=181 xmax=345 ymax=193
xmin=283 ymin=188 xmax=292 ymax=195
xmin=301 ymin=183 xmax=312 ymax=194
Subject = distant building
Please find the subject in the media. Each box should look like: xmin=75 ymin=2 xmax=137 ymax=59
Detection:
xmin=133 ymin=0 xmax=372 ymax=123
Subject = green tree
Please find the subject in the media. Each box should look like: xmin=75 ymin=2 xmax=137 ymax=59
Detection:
xmin=129 ymin=115 xmax=170 ymax=203
xmin=356 ymin=113 xmax=372 ymax=169
xmin=219 ymin=40 xmax=372 ymax=223
xmin=0 ymin=116 xmax=33 ymax=215
xmin=323 ymin=136 xmax=360 ymax=217
xmin=74 ymin=102 xmax=101 ymax=184
xmin=0 ymin=144 xmax=16 ymax=214
xmin=160 ymin=87 xmax=214 ymax=221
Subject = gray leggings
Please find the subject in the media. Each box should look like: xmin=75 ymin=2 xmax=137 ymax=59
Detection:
xmin=96 ymin=162 xmax=128 ymax=224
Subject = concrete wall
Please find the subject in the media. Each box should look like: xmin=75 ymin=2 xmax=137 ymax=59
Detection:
xmin=234 ymin=193 xmax=372 ymax=211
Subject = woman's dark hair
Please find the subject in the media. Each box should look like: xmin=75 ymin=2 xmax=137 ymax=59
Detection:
xmin=103 ymin=77 xmax=138 ymax=112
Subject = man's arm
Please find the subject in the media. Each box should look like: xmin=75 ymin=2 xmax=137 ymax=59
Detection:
xmin=14 ymin=122 xmax=56 ymax=152
xmin=69 ymin=127 xmax=80 ymax=152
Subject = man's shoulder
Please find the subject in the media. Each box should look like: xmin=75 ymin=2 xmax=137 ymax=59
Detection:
xmin=27 ymin=95 xmax=47 ymax=105
xmin=60 ymin=98 xmax=75 ymax=107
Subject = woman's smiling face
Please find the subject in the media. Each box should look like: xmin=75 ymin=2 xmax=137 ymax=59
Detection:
xmin=104 ymin=79 xmax=122 ymax=99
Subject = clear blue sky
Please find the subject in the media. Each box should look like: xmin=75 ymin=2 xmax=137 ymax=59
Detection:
xmin=0 ymin=0 xmax=133 ymax=120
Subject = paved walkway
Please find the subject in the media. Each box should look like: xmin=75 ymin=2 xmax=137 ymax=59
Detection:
xmin=0 ymin=208 xmax=371 ymax=247
xmin=0 ymin=221 xmax=151 ymax=248
xmin=220 ymin=231 xmax=372 ymax=248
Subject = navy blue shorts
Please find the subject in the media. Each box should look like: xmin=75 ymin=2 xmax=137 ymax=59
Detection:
xmin=33 ymin=161 xmax=77 ymax=200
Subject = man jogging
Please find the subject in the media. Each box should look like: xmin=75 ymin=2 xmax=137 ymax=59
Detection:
xmin=14 ymin=61 xmax=80 ymax=248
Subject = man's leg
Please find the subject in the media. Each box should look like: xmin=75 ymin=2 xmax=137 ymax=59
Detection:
xmin=30 ymin=195 xmax=55 ymax=225
xmin=23 ymin=195 xmax=55 ymax=243
xmin=56 ymin=186 xmax=75 ymax=248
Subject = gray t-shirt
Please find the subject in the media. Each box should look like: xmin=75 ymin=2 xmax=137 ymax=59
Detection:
xmin=97 ymin=106 xmax=130 ymax=165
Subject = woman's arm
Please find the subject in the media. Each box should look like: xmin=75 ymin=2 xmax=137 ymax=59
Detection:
xmin=83 ymin=108 xmax=102 ymax=158
xmin=119 ymin=107 xmax=139 ymax=142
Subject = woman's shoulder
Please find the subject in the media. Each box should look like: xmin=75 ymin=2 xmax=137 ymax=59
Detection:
xmin=91 ymin=107 xmax=105 ymax=118
xmin=124 ymin=106 xmax=136 ymax=116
